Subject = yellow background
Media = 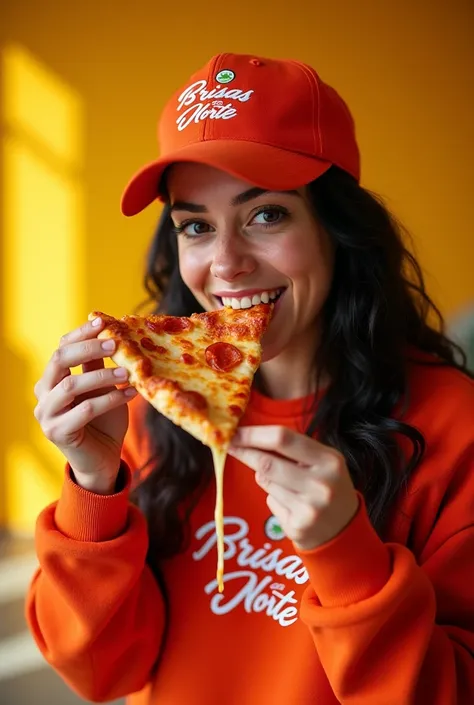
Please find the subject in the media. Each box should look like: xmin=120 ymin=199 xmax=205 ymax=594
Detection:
xmin=0 ymin=0 xmax=473 ymax=532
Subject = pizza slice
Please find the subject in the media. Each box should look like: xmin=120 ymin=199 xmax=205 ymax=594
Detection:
xmin=89 ymin=304 xmax=273 ymax=591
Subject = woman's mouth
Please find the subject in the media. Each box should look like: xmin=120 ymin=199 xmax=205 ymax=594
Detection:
xmin=215 ymin=287 xmax=286 ymax=310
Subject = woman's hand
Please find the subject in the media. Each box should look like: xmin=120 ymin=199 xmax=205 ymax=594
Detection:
xmin=33 ymin=316 xmax=138 ymax=494
xmin=228 ymin=426 xmax=360 ymax=551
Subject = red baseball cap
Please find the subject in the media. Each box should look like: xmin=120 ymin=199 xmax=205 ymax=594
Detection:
xmin=121 ymin=53 xmax=360 ymax=216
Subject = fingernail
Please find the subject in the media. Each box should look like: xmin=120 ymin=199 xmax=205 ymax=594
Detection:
xmin=124 ymin=387 xmax=138 ymax=396
xmin=113 ymin=367 xmax=128 ymax=378
xmin=101 ymin=340 xmax=115 ymax=351
xmin=91 ymin=317 xmax=102 ymax=327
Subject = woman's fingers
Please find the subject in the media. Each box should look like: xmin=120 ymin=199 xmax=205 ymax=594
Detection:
xmin=232 ymin=425 xmax=336 ymax=467
xmin=265 ymin=487 xmax=321 ymax=545
xmin=228 ymin=446 xmax=304 ymax=490
xmin=265 ymin=494 xmax=290 ymax=527
xmin=61 ymin=317 xmax=110 ymax=375
xmin=36 ymin=366 xmax=130 ymax=419
xmin=228 ymin=445 xmax=334 ymax=505
xmin=55 ymin=339 xmax=116 ymax=371
xmin=265 ymin=489 xmax=322 ymax=549
xmin=59 ymin=316 xmax=104 ymax=347
xmin=231 ymin=426 xmax=344 ymax=483
xmin=264 ymin=481 xmax=329 ymax=549
xmin=34 ymin=318 xmax=109 ymax=400
xmin=38 ymin=337 xmax=116 ymax=398
xmin=39 ymin=387 xmax=137 ymax=448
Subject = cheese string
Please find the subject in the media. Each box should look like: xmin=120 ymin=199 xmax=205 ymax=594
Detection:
xmin=211 ymin=446 xmax=227 ymax=593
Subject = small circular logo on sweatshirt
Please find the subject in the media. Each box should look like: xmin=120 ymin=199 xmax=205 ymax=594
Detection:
xmin=216 ymin=69 xmax=235 ymax=84
xmin=264 ymin=516 xmax=285 ymax=541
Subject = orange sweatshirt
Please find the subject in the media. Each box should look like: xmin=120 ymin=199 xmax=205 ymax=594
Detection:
xmin=26 ymin=360 xmax=474 ymax=705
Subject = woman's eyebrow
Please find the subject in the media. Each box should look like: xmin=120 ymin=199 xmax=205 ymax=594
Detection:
xmin=231 ymin=187 xmax=302 ymax=207
xmin=170 ymin=201 xmax=208 ymax=214
xmin=170 ymin=187 xmax=302 ymax=214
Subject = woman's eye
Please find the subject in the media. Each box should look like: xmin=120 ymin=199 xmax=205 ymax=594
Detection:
xmin=251 ymin=208 xmax=287 ymax=227
xmin=175 ymin=221 xmax=210 ymax=237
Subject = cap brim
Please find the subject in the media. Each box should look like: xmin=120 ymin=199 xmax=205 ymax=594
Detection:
xmin=120 ymin=141 xmax=331 ymax=216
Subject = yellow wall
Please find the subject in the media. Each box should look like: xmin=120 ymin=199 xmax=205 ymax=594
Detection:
xmin=1 ymin=0 xmax=473 ymax=532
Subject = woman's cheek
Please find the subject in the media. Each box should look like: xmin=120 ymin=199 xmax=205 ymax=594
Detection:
xmin=282 ymin=228 xmax=334 ymax=281
xmin=265 ymin=239 xmax=309 ymax=278
xmin=178 ymin=247 xmax=212 ymax=308
xmin=178 ymin=246 xmax=203 ymax=289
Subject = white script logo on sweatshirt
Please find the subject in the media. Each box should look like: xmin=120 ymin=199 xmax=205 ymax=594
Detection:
xmin=193 ymin=517 xmax=309 ymax=627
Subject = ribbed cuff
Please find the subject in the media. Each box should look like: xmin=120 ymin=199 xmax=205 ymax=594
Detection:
xmin=55 ymin=463 xmax=132 ymax=542
xmin=296 ymin=493 xmax=392 ymax=607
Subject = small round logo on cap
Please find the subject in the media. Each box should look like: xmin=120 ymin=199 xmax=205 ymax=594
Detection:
xmin=215 ymin=69 xmax=235 ymax=84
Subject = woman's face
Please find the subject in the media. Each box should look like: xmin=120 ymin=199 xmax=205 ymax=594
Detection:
xmin=166 ymin=163 xmax=334 ymax=362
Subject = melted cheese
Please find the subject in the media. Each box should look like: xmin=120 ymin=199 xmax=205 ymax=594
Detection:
xmin=211 ymin=445 xmax=227 ymax=593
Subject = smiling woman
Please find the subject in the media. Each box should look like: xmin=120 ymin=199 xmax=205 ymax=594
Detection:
xmin=166 ymin=165 xmax=334 ymax=376
xmin=26 ymin=52 xmax=474 ymax=705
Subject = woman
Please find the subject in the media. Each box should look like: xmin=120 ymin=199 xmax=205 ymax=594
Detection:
xmin=27 ymin=53 xmax=474 ymax=704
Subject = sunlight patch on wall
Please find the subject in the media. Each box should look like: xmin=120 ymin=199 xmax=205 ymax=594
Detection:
xmin=5 ymin=444 xmax=63 ymax=532
xmin=3 ymin=140 xmax=85 ymax=371
xmin=3 ymin=44 xmax=82 ymax=166
xmin=1 ymin=44 xmax=85 ymax=532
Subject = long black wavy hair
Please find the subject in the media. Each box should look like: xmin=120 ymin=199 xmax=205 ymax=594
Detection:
xmin=131 ymin=165 xmax=470 ymax=579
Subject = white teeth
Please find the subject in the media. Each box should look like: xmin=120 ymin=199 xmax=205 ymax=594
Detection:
xmin=221 ymin=288 xmax=283 ymax=310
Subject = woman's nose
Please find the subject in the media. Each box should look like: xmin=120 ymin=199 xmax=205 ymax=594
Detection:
xmin=209 ymin=235 xmax=257 ymax=281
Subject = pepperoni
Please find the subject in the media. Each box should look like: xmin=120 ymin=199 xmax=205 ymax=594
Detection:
xmin=205 ymin=342 xmax=243 ymax=372
xmin=123 ymin=340 xmax=141 ymax=357
xmin=146 ymin=317 xmax=193 ymax=335
xmin=139 ymin=337 xmax=166 ymax=355
xmin=178 ymin=338 xmax=194 ymax=350
xmin=139 ymin=357 xmax=153 ymax=377
xmin=175 ymin=390 xmax=207 ymax=411
xmin=229 ymin=405 xmax=242 ymax=417
xmin=181 ymin=353 xmax=195 ymax=365
xmin=163 ymin=318 xmax=192 ymax=334
xmin=108 ymin=320 xmax=128 ymax=336
xmin=145 ymin=319 xmax=163 ymax=335
xmin=140 ymin=336 xmax=157 ymax=352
